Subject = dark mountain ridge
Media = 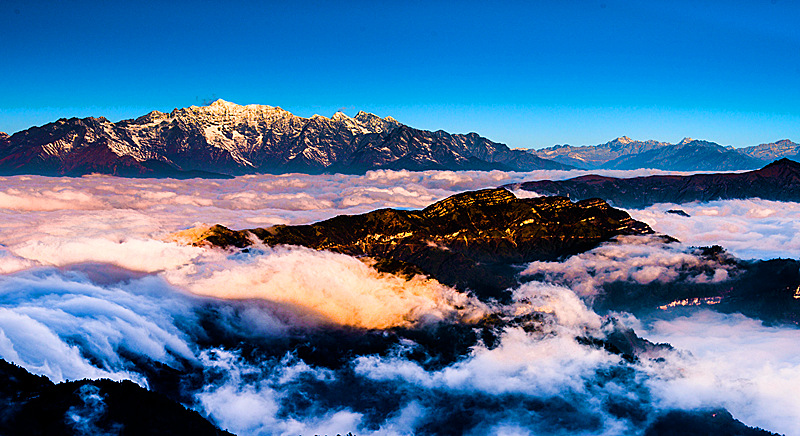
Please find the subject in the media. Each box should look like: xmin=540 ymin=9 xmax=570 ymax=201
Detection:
xmin=189 ymin=188 xmax=653 ymax=300
xmin=740 ymin=139 xmax=800 ymax=162
xmin=0 ymin=359 xmax=231 ymax=436
xmin=601 ymin=139 xmax=763 ymax=171
xmin=508 ymin=158 xmax=800 ymax=208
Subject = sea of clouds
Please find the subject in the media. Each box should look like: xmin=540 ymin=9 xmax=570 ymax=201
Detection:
xmin=629 ymin=199 xmax=800 ymax=259
xmin=0 ymin=169 xmax=798 ymax=435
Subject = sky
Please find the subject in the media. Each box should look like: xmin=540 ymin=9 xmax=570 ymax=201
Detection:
xmin=1 ymin=0 xmax=798 ymax=148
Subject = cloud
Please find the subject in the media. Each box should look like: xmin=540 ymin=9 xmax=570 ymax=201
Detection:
xmin=0 ymin=187 xmax=104 ymax=211
xmin=1 ymin=257 xmax=797 ymax=435
xmin=634 ymin=310 xmax=800 ymax=436
xmin=193 ymin=283 xmax=640 ymax=436
xmin=163 ymin=244 xmax=488 ymax=329
xmin=0 ymin=168 xmax=715 ymax=226
xmin=195 ymin=349 xmax=377 ymax=436
xmin=66 ymin=384 xmax=114 ymax=436
xmin=12 ymin=236 xmax=204 ymax=272
xmin=0 ymin=246 xmax=36 ymax=274
xmin=628 ymin=199 xmax=800 ymax=260
xmin=353 ymin=283 xmax=611 ymax=396
xmin=521 ymin=235 xmax=733 ymax=297
xmin=0 ymin=269 xmax=196 ymax=384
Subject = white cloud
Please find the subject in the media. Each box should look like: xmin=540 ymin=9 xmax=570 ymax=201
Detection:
xmin=163 ymin=244 xmax=488 ymax=329
xmin=355 ymin=282 xmax=615 ymax=397
xmin=0 ymin=270 xmax=195 ymax=383
xmin=636 ymin=310 xmax=800 ymax=436
xmin=521 ymin=235 xmax=733 ymax=296
xmin=628 ymin=199 xmax=800 ymax=260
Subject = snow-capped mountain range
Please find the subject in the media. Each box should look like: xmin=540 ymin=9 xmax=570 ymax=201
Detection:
xmin=0 ymin=100 xmax=570 ymax=177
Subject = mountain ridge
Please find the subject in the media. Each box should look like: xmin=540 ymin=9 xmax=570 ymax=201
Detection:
xmin=187 ymin=188 xmax=654 ymax=300
xmin=530 ymin=137 xmax=793 ymax=170
xmin=0 ymin=100 xmax=571 ymax=177
xmin=507 ymin=158 xmax=800 ymax=208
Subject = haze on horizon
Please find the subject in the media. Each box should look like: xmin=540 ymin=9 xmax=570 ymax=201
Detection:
xmin=1 ymin=0 xmax=798 ymax=148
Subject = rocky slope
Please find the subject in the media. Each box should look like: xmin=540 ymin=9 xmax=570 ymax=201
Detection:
xmin=189 ymin=188 xmax=653 ymax=300
xmin=530 ymin=137 xmax=769 ymax=171
xmin=508 ymin=158 xmax=800 ymax=208
xmin=0 ymin=100 xmax=571 ymax=177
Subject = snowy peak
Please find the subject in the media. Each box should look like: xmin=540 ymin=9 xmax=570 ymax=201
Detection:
xmin=177 ymin=100 xmax=396 ymax=136
xmin=613 ymin=136 xmax=635 ymax=144
xmin=209 ymin=99 xmax=248 ymax=109
xmin=678 ymin=137 xmax=694 ymax=145
xmin=353 ymin=110 xmax=401 ymax=134
xmin=209 ymin=98 xmax=232 ymax=107
xmin=331 ymin=111 xmax=351 ymax=121
xmin=133 ymin=110 xmax=170 ymax=124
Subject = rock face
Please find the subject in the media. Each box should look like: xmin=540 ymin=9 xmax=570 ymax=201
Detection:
xmin=0 ymin=100 xmax=571 ymax=177
xmin=508 ymin=158 xmax=800 ymax=208
xmin=530 ymin=137 xmax=766 ymax=171
xmin=193 ymin=188 xmax=653 ymax=300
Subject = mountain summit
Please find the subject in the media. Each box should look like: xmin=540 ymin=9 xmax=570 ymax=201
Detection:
xmin=0 ymin=101 xmax=571 ymax=177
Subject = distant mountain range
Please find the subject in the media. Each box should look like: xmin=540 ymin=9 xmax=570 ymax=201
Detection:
xmin=2 ymin=101 xmax=795 ymax=176
xmin=507 ymin=158 xmax=800 ymax=208
xmin=0 ymin=100 xmax=570 ymax=177
xmin=530 ymin=136 xmax=799 ymax=171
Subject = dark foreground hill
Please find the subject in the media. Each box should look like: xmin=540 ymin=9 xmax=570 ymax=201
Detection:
xmin=508 ymin=158 xmax=800 ymax=208
xmin=190 ymin=188 xmax=653 ymax=300
xmin=0 ymin=359 xmax=231 ymax=436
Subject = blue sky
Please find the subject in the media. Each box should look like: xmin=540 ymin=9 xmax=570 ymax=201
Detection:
xmin=1 ymin=0 xmax=798 ymax=148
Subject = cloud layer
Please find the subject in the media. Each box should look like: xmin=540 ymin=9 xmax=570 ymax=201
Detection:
xmin=629 ymin=199 xmax=800 ymax=260
xmin=635 ymin=310 xmax=800 ymax=434
xmin=0 ymin=170 xmax=798 ymax=435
